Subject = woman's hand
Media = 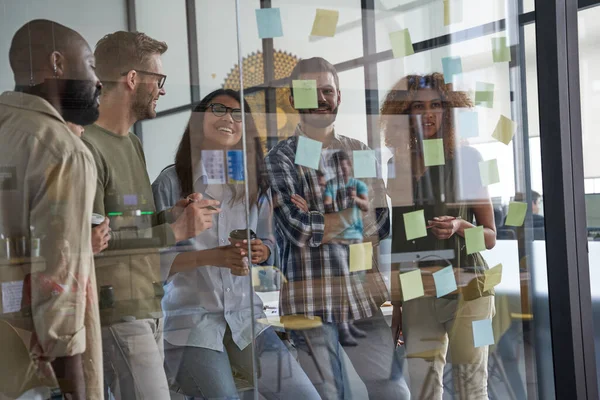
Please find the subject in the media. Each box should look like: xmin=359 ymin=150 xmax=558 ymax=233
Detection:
xmin=428 ymin=216 xmax=460 ymax=240
xmin=219 ymin=245 xmax=249 ymax=276
xmin=232 ymin=238 xmax=271 ymax=264
xmin=291 ymin=194 xmax=309 ymax=212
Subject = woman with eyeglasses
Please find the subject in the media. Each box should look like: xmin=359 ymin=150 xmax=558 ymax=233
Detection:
xmin=382 ymin=73 xmax=497 ymax=400
xmin=152 ymin=89 xmax=319 ymax=399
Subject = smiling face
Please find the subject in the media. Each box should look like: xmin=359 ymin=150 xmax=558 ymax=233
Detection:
xmin=201 ymin=94 xmax=243 ymax=149
xmin=409 ymin=89 xmax=444 ymax=139
xmin=131 ymin=54 xmax=166 ymax=121
xmin=292 ymin=71 xmax=341 ymax=129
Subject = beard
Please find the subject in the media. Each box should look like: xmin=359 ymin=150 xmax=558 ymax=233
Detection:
xmin=131 ymin=86 xmax=156 ymax=121
xmin=299 ymin=103 xmax=339 ymax=129
xmin=59 ymin=79 xmax=101 ymax=126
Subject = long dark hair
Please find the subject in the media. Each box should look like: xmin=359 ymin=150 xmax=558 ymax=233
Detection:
xmin=174 ymin=88 xmax=268 ymax=205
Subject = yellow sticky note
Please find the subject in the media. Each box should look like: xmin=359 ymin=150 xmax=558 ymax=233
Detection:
xmin=311 ymin=9 xmax=339 ymax=37
xmin=292 ymin=80 xmax=318 ymax=109
xmin=423 ymin=138 xmax=445 ymax=167
xmin=349 ymin=242 xmax=373 ymax=272
xmin=444 ymin=0 xmax=463 ymax=26
xmin=492 ymin=115 xmax=517 ymax=145
xmin=465 ymin=225 xmax=486 ymax=255
xmin=483 ymin=263 xmax=503 ymax=292
xmin=479 ymin=159 xmax=500 ymax=186
xmin=505 ymin=201 xmax=527 ymax=226
xmin=403 ymin=209 xmax=427 ymax=241
xmin=390 ymin=29 xmax=414 ymax=59
xmin=400 ymin=269 xmax=425 ymax=301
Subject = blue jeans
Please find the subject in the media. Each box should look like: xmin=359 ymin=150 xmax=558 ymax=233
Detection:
xmin=172 ymin=327 xmax=320 ymax=400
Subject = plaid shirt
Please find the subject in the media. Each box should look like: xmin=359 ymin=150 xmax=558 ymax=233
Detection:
xmin=265 ymin=125 xmax=390 ymax=323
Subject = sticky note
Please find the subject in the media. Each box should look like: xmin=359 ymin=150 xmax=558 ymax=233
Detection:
xmin=505 ymin=201 xmax=528 ymax=226
xmin=349 ymin=242 xmax=373 ymax=272
xmin=353 ymin=150 xmax=377 ymax=178
xmin=255 ymin=8 xmax=283 ymax=39
xmin=475 ymin=82 xmax=494 ymax=108
xmin=442 ymin=57 xmax=462 ymax=83
xmin=492 ymin=115 xmax=517 ymax=145
xmin=423 ymin=139 xmax=445 ymax=167
xmin=458 ymin=110 xmax=479 ymax=138
xmin=483 ymin=263 xmax=503 ymax=292
xmin=403 ymin=209 xmax=427 ymax=240
xmin=465 ymin=226 xmax=486 ymax=255
xmin=390 ymin=29 xmax=414 ymax=58
xmin=433 ymin=266 xmax=457 ymax=298
xmin=400 ymin=269 xmax=425 ymax=301
xmin=311 ymin=9 xmax=339 ymax=37
xmin=479 ymin=159 xmax=500 ymax=187
xmin=227 ymin=150 xmax=244 ymax=183
xmin=444 ymin=0 xmax=463 ymax=26
xmin=492 ymin=37 xmax=511 ymax=63
xmin=472 ymin=319 xmax=495 ymax=347
xmin=292 ymin=80 xmax=318 ymax=109
xmin=295 ymin=136 xmax=322 ymax=169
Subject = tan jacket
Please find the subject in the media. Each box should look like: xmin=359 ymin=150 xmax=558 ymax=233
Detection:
xmin=0 ymin=91 xmax=102 ymax=399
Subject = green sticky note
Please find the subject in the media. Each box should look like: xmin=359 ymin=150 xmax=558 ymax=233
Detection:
xmin=390 ymin=29 xmax=414 ymax=59
xmin=442 ymin=56 xmax=462 ymax=83
xmin=403 ymin=209 xmax=427 ymax=241
xmin=492 ymin=37 xmax=511 ymax=63
xmin=472 ymin=319 xmax=495 ymax=347
xmin=349 ymin=242 xmax=373 ymax=272
xmin=505 ymin=202 xmax=528 ymax=226
xmin=465 ymin=225 xmax=486 ymax=255
xmin=295 ymin=136 xmax=322 ymax=169
xmin=423 ymin=139 xmax=445 ymax=167
xmin=400 ymin=269 xmax=425 ymax=301
xmin=255 ymin=8 xmax=283 ymax=39
xmin=475 ymin=82 xmax=494 ymax=108
xmin=483 ymin=263 xmax=503 ymax=292
xmin=353 ymin=150 xmax=377 ymax=178
xmin=444 ymin=0 xmax=463 ymax=26
xmin=492 ymin=115 xmax=516 ymax=145
xmin=292 ymin=80 xmax=318 ymax=109
xmin=311 ymin=9 xmax=339 ymax=37
xmin=479 ymin=159 xmax=500 ymax=186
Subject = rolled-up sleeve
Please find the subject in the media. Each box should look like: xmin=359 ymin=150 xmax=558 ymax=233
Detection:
xmin=265 ymin=149 xmax=325 ymax=248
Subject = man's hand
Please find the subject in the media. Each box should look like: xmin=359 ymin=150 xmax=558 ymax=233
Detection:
xmin=219 ymin=245 xmax=249 ymax=276
xmin=170 ymin=199 xmax=221 ymax=242
xmin=291 ymin=194 xmax=310 ymax=212
xmin=352 ymin=196 xmax=369 ymax=212
xmin=91 ymin=217 xmax=110 ymax=254
xmin=232 ymin=238 xmax=271 ymax=264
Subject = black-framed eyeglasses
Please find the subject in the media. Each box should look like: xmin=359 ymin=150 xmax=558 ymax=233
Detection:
xmin=208 ymin=103 xmax=243 ymax=122
xmin=121 ymin=70 xmax=167 ymax=88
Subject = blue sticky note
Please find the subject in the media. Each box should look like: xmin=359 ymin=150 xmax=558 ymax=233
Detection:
xmin=458 ymin=110 xmax=479 ymax=138
xmin=255 ymin=8 xmax=283 ymax=39
xmin=472 ymin=319 xmax=495 ymax=348
xmin=353 ymin=150 xmax=377 ymax=178
xmin=433 ymin=266 xmax=457 ymax=298
xmin=442 ymin=57 xmax=462 ymax=84
xmin=295 ymin=136 xmax=322 ymax=170
xmin=227 ymin=150 xmax=244 ymax=183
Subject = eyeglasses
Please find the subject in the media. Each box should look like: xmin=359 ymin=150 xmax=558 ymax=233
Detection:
xmin=121 ymin=70 xmax=167 ymax=89
xmin=208 ymin=103 xmax=243 ymax=122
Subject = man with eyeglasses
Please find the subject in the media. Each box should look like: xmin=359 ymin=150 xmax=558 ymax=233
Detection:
xmin=82 ymin=31 xmax=218 ymax=399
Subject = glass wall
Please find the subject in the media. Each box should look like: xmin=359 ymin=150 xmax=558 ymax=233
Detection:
xmin=0 ymin=0 xmax=597 ymax=399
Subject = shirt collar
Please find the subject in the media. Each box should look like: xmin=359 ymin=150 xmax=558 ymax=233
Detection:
xmin=192 ymin=159 xmax=208 ymax=187
xmin=294 ymin=123 xmax=340 ymax=145
xmin=0 ymin=91 xmax=66 ymax=125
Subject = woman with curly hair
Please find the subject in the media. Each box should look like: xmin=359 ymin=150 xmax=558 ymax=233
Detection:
xmin=382 ymin=73 xmax=496 ymax=399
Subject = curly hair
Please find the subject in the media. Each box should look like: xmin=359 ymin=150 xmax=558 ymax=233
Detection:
xmin=380 ymin=73 xmax=473 ymax=161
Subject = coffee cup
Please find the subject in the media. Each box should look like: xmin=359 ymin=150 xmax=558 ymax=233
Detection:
xmin=92 ymin=213 xmax=105 ymax=228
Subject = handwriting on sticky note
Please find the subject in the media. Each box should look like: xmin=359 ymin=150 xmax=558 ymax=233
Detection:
xmin=472 ymin=319 xmax=495 ymax=347
xmin=505 ymin=202 xmax=527 ymax=227
xmin=475 ymin=82 xmax=494 ymax=108
xmin=311 ymin=9 xmax=339 ymax=37
xmin=458 ymin=110 xmax=479 ymax=138
xmin=423 ymin=139 xmax=445 ymax=167
xmin=433 ymin=266 xmax=457 ymax=298
xmin=350 ymin=242 xmax=373 ymax=273
xmin=483 ymin=263 xmax=503 ymax=292
xmin=444 ymin=0 xmax=463 ymax=26
xmin=295 ymin=136 xmax=322 ymax=170
xmin=292 ymin=80 xmax=318 ymax=109
xmin=465 ymin=225 xmax=486 ymax=255
xmin=492 ymin=37 xmax=511 ymax=63
xmin=390 ymin=29 xmax=414 ymax=58
xmin=403 ymin=209 xmax=427 ymax=241
xmin=353 ymin=150 xmax=377 ymax=179
xmin=255 ymin=8 xmax=283 ymax=39
xmin=492 ymin=115 xmax=516 ymax=145
xmin=442 ymin=56 xmax=462 ymax=83
xmin=479 ymin=159 xmax=500 ymax=187
xmin=2 ymin=281 xmax=23 ymax=314
xmin=400 ymin=269 xmax=425 ymax=301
